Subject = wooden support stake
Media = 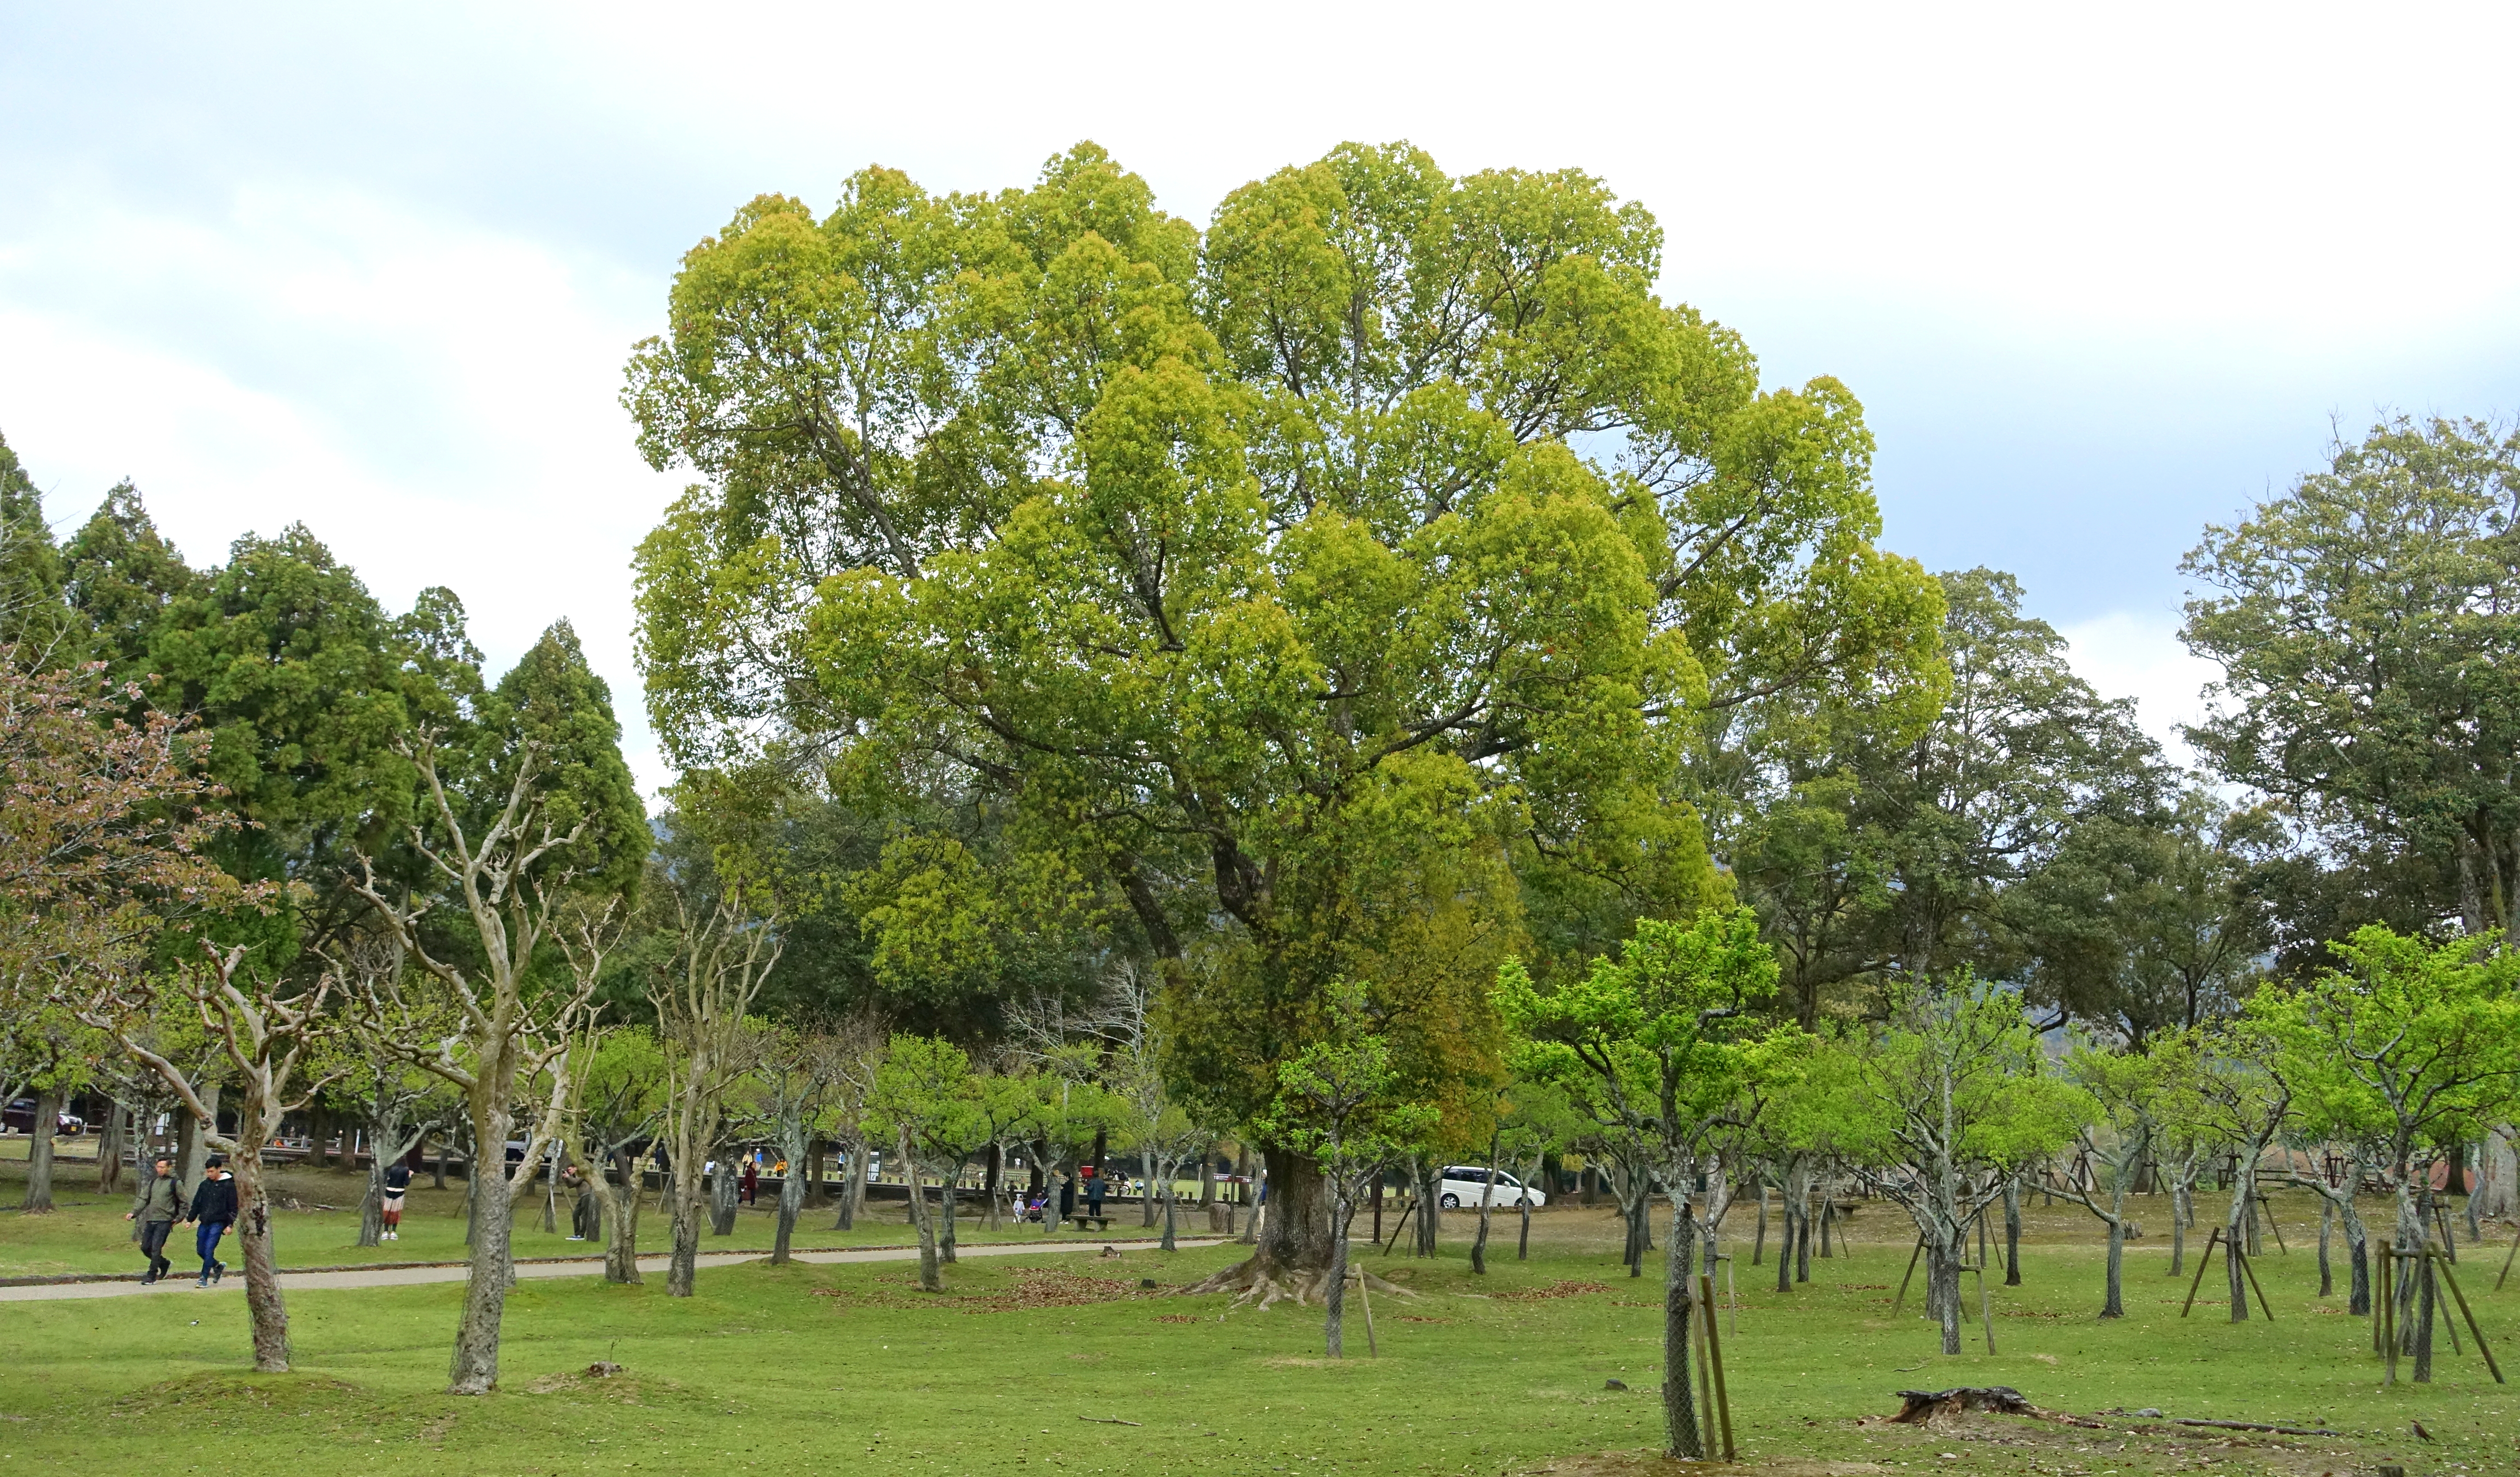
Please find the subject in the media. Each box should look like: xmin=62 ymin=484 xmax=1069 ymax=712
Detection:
xmin=1351 ymin=1266 xmax=1378 ymax=1358
xmin=2432 ymin=1245 xmax=2502 ymax=1384
xmin=2381 ymin=1243 xmax=2397 ymax=1387
xmin=2498 ymin=1225 xmax=2520 ymax=1291
xmin=1699 ymin=1273 xmax=1737 ymax=1460
xmin=2258 ymin=1192 xmax=2287 ymax=1255
xmin=2180 ymin=1227 xmax=2223 ymax=1317
xmin=2234 ymin=1241 xmax=2275 ymax=1322
xmin=1691 ymin=1284 xmax=1716 ymax=1457
xmin=1969 ymin=1262 xmax=1996 ymax=1354
xmin=1893 ymin=1235 xmax=1926 ymax=1315
xmin=1380 ymin=1198 xmax=1414 ymax=1256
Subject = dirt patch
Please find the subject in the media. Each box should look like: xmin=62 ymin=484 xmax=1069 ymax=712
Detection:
xmin=1153 ymin=1313 xmax=1203 ymax=1324
xmin=1494 ymin=1279 xmax=1612 ymax=1303
xmin=816 ymin=1267 xmax=1160 ymax=1314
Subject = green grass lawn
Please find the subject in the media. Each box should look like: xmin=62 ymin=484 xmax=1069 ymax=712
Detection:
xmin=4 ymin=1169 xmax=2515 ymax=1475
xmin=0 ymin=1152 xmax=1206 ymax=1278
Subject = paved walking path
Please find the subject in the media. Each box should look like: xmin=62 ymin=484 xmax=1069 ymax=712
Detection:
xmin=0 ymin=1237 xmax=1230 ymax=1303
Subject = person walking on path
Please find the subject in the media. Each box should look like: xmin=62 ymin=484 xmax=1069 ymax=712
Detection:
xmin=380 ymin=1158 xmax=411 ymax=1241
xmin=124 ymin=1157 xmax=182 ymax=1284
xmin=740 ymin=1157 xmax=758 ymax=1207
xmin=186 ymin=1156 xmax=237 ymax=1287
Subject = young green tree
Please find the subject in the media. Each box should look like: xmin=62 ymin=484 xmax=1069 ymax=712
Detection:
xmin=1498 ymin=906 xmax=1801 ymax=1460
xmin=869 ymin=1033 xmax=984 ymax=1292
xmin=1257 ymin=979 xmax=1439 ymax=1355
xmin=2254 ymin=925 xmax=2520 ymax=1378
xmin=2054 ymin=1039 xmax=2170 ymax=1318
xmin=1840 ymin=979 xmax=2085 ymax=1355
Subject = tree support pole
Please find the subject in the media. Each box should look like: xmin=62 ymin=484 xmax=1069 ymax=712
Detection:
xmin=1349 ymin=1267 xmax=1378 ymax=1358
xmin=2257 ymin=1192 xmax=2287 ymax=1255
xmin=1892 ymin=1235 xmax=1926 ymax=1315
xmin=2180 ymin=1228 xmax=2222 ymax=1317
xmin=2380 ymin=1244 xmax=2397 ymax=1387
xmin=2431 ymin=1245 xmax=2502 ymax=1384
xmin=1698 ymin=1273 xmax=1736 ymax=1460
xmin=1968 ymin=1262 xmax=1996 ymax=1354
xmin=2498 ymin=1225 xmax=2520 ymax=1291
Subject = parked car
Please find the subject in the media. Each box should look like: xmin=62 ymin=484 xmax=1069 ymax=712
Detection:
xmin=1 ymin=1099 xmax=85 ymax=1136
xmin=1434 ymin=1165 xmax=1543 ymax=1210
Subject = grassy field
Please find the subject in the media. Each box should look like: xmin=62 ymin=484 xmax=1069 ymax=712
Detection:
xmin=3 ymin=1158 xmax=2515 ymax=1475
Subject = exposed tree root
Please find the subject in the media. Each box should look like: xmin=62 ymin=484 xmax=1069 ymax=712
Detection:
xmin=1175 ymin=1254 xmax=1417 ymax=1310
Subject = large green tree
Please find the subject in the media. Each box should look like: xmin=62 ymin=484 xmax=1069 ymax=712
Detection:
xmin=2182 ymin=415 xmax=2520 ymax=935
xmin=625 ymin=142 xmax=1941 ymax=1279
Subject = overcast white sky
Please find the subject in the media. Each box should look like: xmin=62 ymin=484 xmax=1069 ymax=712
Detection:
xmin=3 ymin=4 xmax=2513 ymax=797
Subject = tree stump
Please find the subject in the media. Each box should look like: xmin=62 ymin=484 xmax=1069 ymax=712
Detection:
xmin=1890 ymin=1387 xmax=2042 ymax=1424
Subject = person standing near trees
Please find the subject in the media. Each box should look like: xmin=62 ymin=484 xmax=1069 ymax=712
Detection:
xmin=187 ymin=1155 xmax=236 ymax=1286
xmin=380 ymin=1157 xmax=410 ymax=1241
xmin=125 ymin=1156 xmax=181 ymax=1284
xmin=1057 ymin=1173 xmax=1076 ymax=1227
xmin=1084 ymin=1169 xmax=1105 ymax=1226
xmin=740 ymin=1157 xmax=758 ymax=1208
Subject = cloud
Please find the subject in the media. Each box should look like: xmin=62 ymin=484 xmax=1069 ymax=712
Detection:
xmin=0 ymin=187 xmax=681 ymax=800
xmin=2060 ymin=609 xmax=2221 ymax=767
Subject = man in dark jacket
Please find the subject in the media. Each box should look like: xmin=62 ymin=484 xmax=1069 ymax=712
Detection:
xmin=1057 ymin=1173 xmax=1077 ymax=1227
xmin=187 ymin=1155 xmax=238 ymax=1287
xmin=124 ymin=1157 xmax=182 ymax=1284
xmin=1084 ymin=1167 xmax=1106 ymax=1225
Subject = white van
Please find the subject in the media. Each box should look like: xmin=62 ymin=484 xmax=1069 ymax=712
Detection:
xmin=1434 ymin=1166 xmax=1545 ymax=1210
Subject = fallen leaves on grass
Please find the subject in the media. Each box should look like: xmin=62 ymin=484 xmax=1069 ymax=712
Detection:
xmin=1493 ymin=1279 xmax=1611 ymax=1303
xmin=814 ymin=1268 xmax=1158 ymax=1314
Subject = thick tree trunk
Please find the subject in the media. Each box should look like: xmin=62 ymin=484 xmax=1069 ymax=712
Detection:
xmin=2002 ymin=1175 xmax=2022 ymax=1286
xmin=1414 ymin=1157 xmax=1441 ymax=1258
xmin=1161 ymin=1175 xmax=1178 ymax=1252
xmin=666 ymin=1156 xmax=705 ymax=1297
xmin=1932 ymin=1237 xmax=1964 ymax=1355
xmin=832 ymin=1134 xmax=862 ymax=1230
xmin=96 ymin=1100 xmax=127 ymax=1194
xmin=983 ymin=1143 xmax=1003 ymax=1232
xmin=230 ymin=1142 xmax=292 ymax=1373
xmin=904 ymin=1130 xmax=941 ymax=1292
xmin=177 ymin=1091 xmax=210 ymax=1191
xmin=2101 ymin=1219 xmax=2126 ymax=1318
xmin=1661 ymin=1197 xmax=1704 ymax=1459
xmin=19 ymin=1089 xmax=58 ymax=1211
xmin=447 ymin=1092 xmax=517 ymax=1395
xmin=601 ymin=1151 xmax=643 ymax=1284
xmin=1258 ymin=1146 xmax=1332 ymax=1271
xmin=772 ymin=1149 xmax=804 ymax=1264
xmin=2318 ymin=1198 xmax=2333 ymax=1297
xmin=941 ymin=1175 xmax=959 ymax=1263
xmin=708 ymin=1152 xmax=738 ymax=1235
xmin=1141 ymin=1147 xmax=1157 ymax=1227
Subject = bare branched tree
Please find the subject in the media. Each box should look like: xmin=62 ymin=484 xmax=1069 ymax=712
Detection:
xmin=346 ymin=735 xmax=613 ymax=1395
xmin=649 ymin=886 xmax=780 ymax=1296
xmin=78 ymin=943 xmax=341 ymax=1372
